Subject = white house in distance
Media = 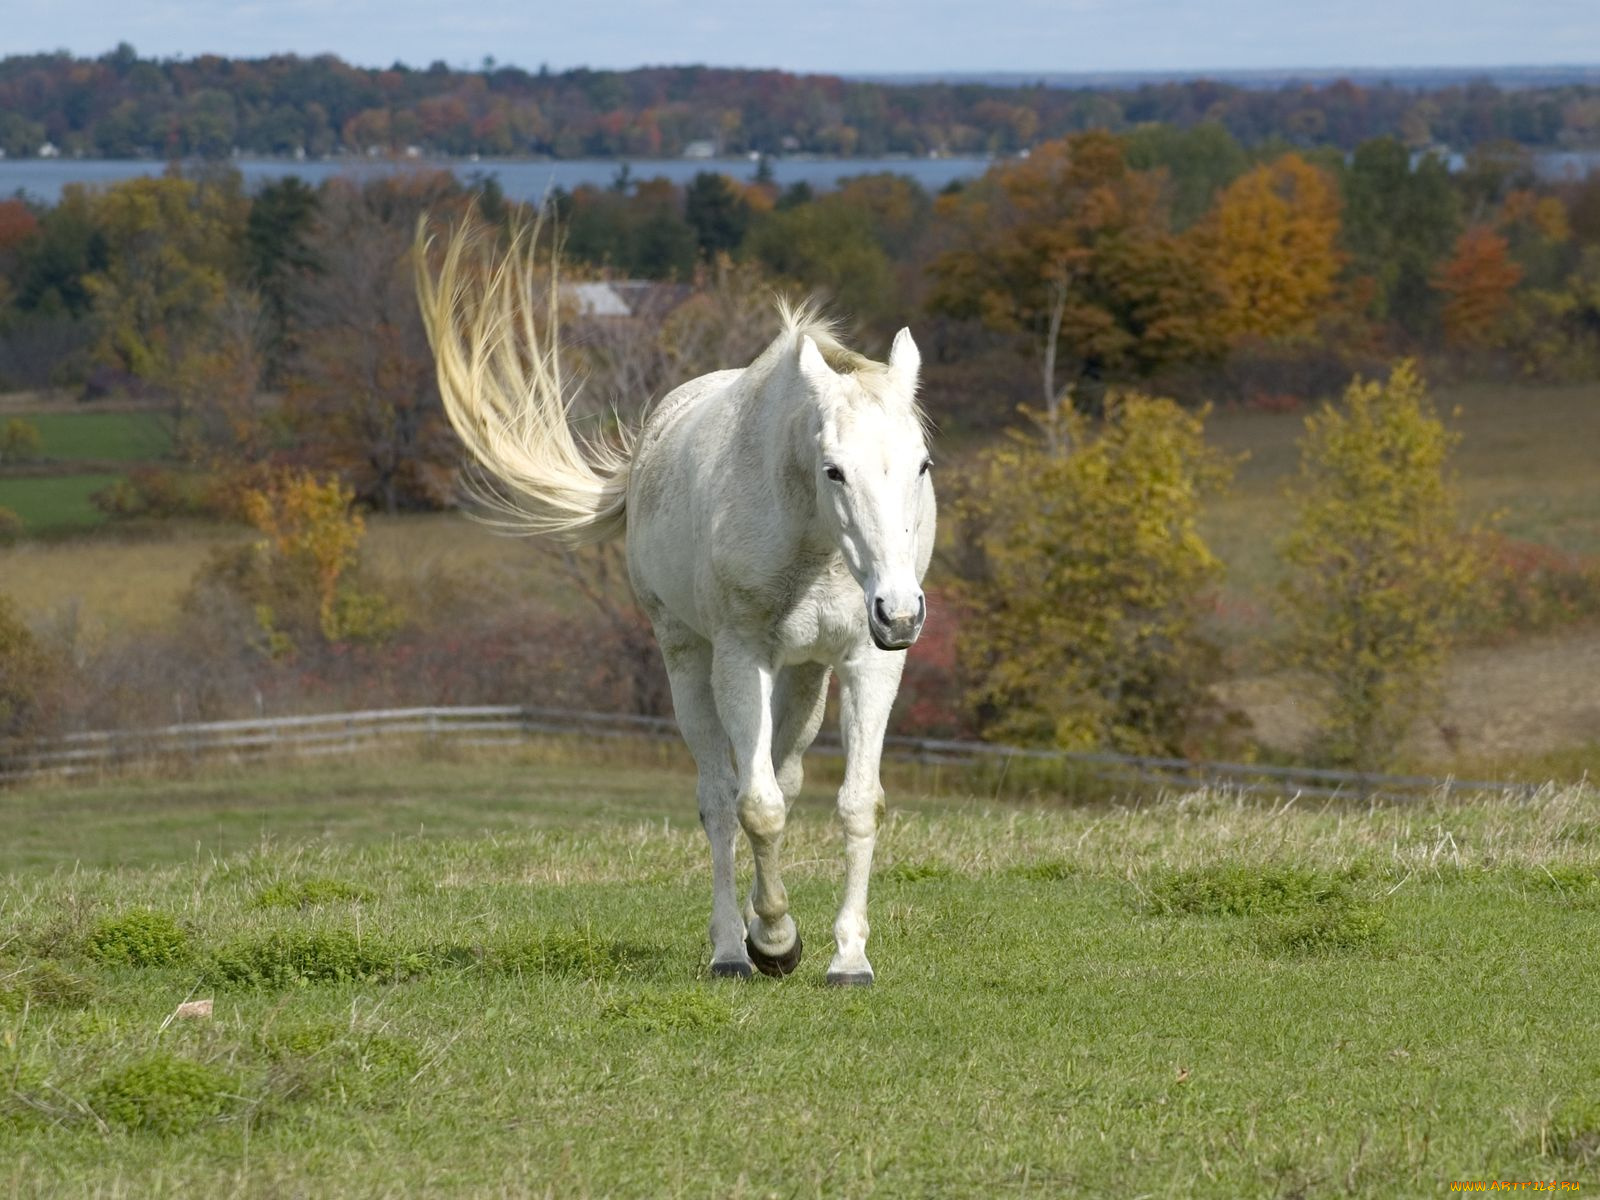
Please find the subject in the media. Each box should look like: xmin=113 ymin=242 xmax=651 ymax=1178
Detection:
xmin=562 ymin=281 xmax=688 ymax=319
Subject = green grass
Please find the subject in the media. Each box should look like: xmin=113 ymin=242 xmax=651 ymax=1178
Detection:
xmin=2 ymin=754 xmax=1598 ymax=1196
xmin=0 ymin=472 xmax=119 ymax=533
xmin=22 ymin=411 xmax=172 ymax=463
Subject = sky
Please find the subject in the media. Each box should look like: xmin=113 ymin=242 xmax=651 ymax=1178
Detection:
xmin=4 ymin=0 xmax=1598 ymax=75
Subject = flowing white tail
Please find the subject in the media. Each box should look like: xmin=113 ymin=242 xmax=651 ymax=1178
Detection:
xmin=414 ymin=218 xmax=630 ymax=545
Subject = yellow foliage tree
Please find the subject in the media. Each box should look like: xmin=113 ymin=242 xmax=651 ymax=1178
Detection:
xmin=0 ymin=593 xmax=57 ymax=741
xmin=947 ymin=395 xmax=1235 ymax=754
xmin=1193 ymin=153 xmax=1344 ymax=342
xmin=1278 ymin=362 xmax=1483 ymax=769
xmin=211 ymin=468 xmax=402 ymax=651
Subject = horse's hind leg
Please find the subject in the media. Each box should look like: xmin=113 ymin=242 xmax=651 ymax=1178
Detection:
xmin=658 ymin=627 xmax=749 ymax=977
xmin=712 ymin=638 xmax=802 ymax=975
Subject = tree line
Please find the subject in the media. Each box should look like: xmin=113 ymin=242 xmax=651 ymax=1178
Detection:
xmin=1 ymin=129 xmax=1597 ymax=770
xmin=2 ymin=46 xmax=1600 ymax=161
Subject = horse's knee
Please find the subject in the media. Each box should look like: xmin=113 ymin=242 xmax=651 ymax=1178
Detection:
xmin=838 ymin=784 xmax=885 ymax=840
xmin=738 ymin=786 xmax=786 ymax=841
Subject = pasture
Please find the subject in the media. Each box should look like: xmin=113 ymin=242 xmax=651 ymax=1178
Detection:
xmin=0 ymin=472 xmax=121 ymax=535
xmin=0 ymin=408 xmax=170 ymax=536
xmin=16 ymin=410 xmax=172 ymax=464
xmin=2 ymin=750 xmax=1598 ymax=1196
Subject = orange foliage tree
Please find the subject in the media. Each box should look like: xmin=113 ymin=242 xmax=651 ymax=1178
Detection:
xmin=1433 ymin=225 xmax=1523 ymax=348
xmin=927 ymin=133 xmax=1221 ymax=452
xmin=1192 ymin=153 xmax=1344 ymax=342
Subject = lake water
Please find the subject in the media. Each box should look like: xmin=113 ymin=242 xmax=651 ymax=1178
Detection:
xmin=0 ymin=155 xmax=996 ymax=204
xmin=3 ymin=149 xmax=1595 ymax=206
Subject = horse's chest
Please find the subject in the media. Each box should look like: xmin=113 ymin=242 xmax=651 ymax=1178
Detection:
xmin=775 ymin=569 xmax=863 ymax=665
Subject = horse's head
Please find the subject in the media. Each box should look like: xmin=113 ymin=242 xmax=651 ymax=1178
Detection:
xmin=800 ymin=328 xmax=932 ymax=652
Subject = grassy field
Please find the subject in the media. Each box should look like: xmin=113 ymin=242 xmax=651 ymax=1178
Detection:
xmin=17 ymin=411 xmax=172 ymax=463
xmin=2 ymin=751 xmax=1598 ymax=1197
xmin=0 ymin=472 xmax=121 ymax=534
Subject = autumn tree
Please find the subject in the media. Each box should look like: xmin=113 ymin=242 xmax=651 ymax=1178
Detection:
xmin=1433 ymin=225 xmax=1523 ymax=348
xmin=1278 ymin=362 xmax=1482 ymax=770
xmin=927 ymin=133 xmax=1221 ymax=451
xmin=946 ymin=394 xmax=1235 ymax=754
xmin=0 ymin=593 xmax=58 ymax=741
xmin=1194 ymin=153 xmax=1344 ymax=342
xmin=83 ymin=173 xmax=248 ymax=380
xmin=195 ymin=467 xmax=401 ymax=656
xmin=287 ymin=173 xmax=463 ymax=511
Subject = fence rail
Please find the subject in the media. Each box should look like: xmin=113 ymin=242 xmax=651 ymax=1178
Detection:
xmin=0 ymin=704 xmax=1547 ymax=800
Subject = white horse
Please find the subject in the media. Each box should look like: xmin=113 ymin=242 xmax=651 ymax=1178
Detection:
xmin=416 ymin=224 xmax=934 ymax=985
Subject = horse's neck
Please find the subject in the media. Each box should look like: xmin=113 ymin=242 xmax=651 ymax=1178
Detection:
xmin=727 ymin=356 xmax=828 ymax=547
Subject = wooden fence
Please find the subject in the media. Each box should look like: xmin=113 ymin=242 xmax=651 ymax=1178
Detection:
xmin=0 ymin=704 xmax=1546 ymax=801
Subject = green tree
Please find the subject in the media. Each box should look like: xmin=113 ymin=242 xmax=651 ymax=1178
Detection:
xmin=1339 ymin=139 xmax=1461 ymax=335
xmin=744 ymin=201 xmax=896 ymax=330
xmin=1278 ymin=362 xmax=1482 ymax=770
xmin=684 ymin=172 xmax=750 ymax=260
xmin=947 ymin=394 xmax=1235 ymax=754
xmin=245 ymin=176 xmax=320 ymax=378
xmin=1124 ymin=121 xmax=1250 ymax=230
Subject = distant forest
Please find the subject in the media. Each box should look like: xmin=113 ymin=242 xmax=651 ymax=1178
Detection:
xmin=2 ymin=45 xmax=1599 ymax=161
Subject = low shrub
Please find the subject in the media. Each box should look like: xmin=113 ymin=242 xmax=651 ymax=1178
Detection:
xmin=252 ymin=878 xmax=375 ymax=910
xmin=86 ymin=909 xmax=190 ymax=967
xmin=88 ymin=1054 xmax=239 ymax=1134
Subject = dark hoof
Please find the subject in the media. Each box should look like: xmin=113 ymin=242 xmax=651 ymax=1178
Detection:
xmin=826 ymin=970 xmax=875 ymax=988
xmin=709 ymin=959 xmax=753 ymax=980
xmin=746 ymin=930 xmax=803 ymax=978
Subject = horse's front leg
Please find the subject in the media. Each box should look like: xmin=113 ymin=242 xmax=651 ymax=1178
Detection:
xmin=829 ymin=648 xmax=906 ymax=987
xmin=712 ymin=638 xmax=802 ymax=976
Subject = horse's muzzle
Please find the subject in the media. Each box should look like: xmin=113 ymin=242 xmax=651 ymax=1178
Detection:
xmin=868 ymin=593 xmax=926 ymax=652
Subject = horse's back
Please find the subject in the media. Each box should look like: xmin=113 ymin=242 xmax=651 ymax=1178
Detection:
xmin=626 ymin=367 xmax=745 ymax=634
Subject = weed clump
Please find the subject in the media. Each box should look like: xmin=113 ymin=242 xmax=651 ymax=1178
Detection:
xmin=89 ymin=1054 xmax=239 ymax=1134
xmin=0 ymin=961 xmax=95 ymax=1011
xmin=1514 ymin=865 xmax=1600 ymax=906
xmin=1148 ymin=862 xmax=1389 ymax=957
xmin=256 ymin=1020 xmax=422 ymax=1106
xmin=207 ymin=929 xmax=430 ymax=988
xmin=602 ymin=988 xmax=731 ymax=1033
xmin=87 ymin=909 xmax=190 ymax=967
xmin=252 ymin=878 xmax=375 ymax=910
xmin=1147 ymin=863 xmax=1341 ymax=918
xmin=1009 ymin=861 xmax=1077 ymax=882
xmin=886 ymin=861 xmax=956 ymax=883
xmin=1253 ymin=897 xmax=1391 ymax=956
xmin=484 ymin=928 xmax=649 ymax=981
xmin=1545 ymin=1097 xmax=1600 ymax=1166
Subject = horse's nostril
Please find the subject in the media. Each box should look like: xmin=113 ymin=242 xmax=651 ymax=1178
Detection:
xmin=874 ymin=596 xmax=890 ymax=625
xmin=916 ymin=593 xmax=926 ymax=622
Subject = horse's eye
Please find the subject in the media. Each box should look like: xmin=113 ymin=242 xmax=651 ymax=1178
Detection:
xmin=919 ymin=459 xmax=933 ymax=476
xmin=825 ymin=465 xmax=846 ymax=483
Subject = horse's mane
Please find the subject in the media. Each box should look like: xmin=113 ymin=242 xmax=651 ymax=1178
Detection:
xmin=772 ymin=298 xmax=926 ymax=431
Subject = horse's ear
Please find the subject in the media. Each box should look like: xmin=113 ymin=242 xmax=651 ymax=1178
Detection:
xmin=798 ymin=335 xmax=833 ymax=388
xmin=888 ymin=328 xmax=921 ymax=392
